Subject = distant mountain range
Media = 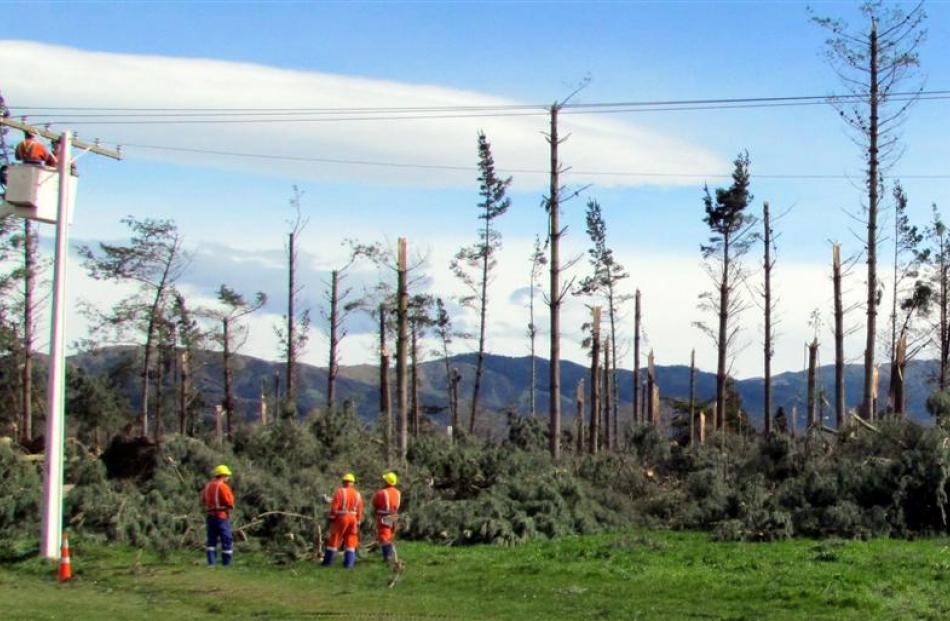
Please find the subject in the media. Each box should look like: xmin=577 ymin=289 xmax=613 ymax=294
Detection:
xmin=69 ymin=347 xmax=940 ymax=430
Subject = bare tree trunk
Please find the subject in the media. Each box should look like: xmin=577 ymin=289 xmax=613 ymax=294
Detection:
xmin=607 ymin=293 xmax=619 ymax=444
xmin=327 ymin=269 xmax=339 ymax=411
xmin=450 ymin=368 xmax=461 ymax=438
xmin=807 ymin=339 xmax=819 ymax=429
xmin=633 ymin=289 xmax=641 ymax=424
xmin=155 ymin=335 xmax=166 ymax=442
xmin=547 ymin=104 xmax=563 ymax=460
xmin=259 ymin=378 xmax=267 ymax=426
xmin=575 ymin=379 xmax=585 ymax=454
xmin=272 ymin=371 xmax=280 ymax=421
xmin=379 ymin=305 xmax=392 ymax=462
xmin=469 ymin=212 xmax=491 ymax=433
xmin=646 ymin=350 xmax=659 ymax=425
xmin=833 ymin=244 xmax=846 ymax=428
xmin=411 ymin=320 xmax=420 ymax=436
xmin=763 ymin=202 xmax=773 ymax=435
xmin=688 ymin=348 xmax=696 ymax=446
xmin=893 ymin=333 xmax=907 ymax=416
xmin=589 ymin=307 xmax=601 ymax=454
xmin=286 ymin=231 xmax=297 ymax=409
xmin=222 ymin=318 xmax=234 ymax=440
xmin=717 ymin=238 xmax=731 ymax=431
xmin=941 ymin=229 xmax=949 ymax=391
xmin=20 ymin=220 xmax=34 ymax=443
xmin=214 ymin=405 xmax=223 ymax=445
xmin=397 ymin=238 xmax=409 ymax=461
xmin=863 ymin=23 xmax=880 ymax=422
xmin=179 ymin=350 xmax=189 ymax=435
xmin=603 ymin=340 xmax=611 ymax=451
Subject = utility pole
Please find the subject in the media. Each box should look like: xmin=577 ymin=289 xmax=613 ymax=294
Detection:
xmin=1 ymin=118 xmax=121 ymax=560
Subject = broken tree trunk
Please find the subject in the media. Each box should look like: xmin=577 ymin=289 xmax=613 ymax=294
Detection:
xmin=633 ymin=289 xmax=641 ymax=424
xmin=807 ymin=339 xmax=819 ymax=429
xmin=575 ymin=378 xmax=585 ymax=454
xmin=688 ymin=348 xmax=696 ymax=446
xmin=603 ymin=338 xmax=612 ymax=451
xmin=397 ymin=238 xmax=409 ymax=461
xmin=833 ymin=244 xmax=846 ymax=429
xmin=380 ymin=303 xmax=392 ymax=463
xmin=646 ymin=350 xmax=657 ymax=426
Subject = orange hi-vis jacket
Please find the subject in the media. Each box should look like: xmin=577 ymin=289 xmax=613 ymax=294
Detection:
xmin=15 ymin=139 xmax=56 ymax=166
xmin=326 ymin=484 xmax=363 ymax=551
xmin=372 ymin=485 xmax=401 ymax=544
xmin=330 ymin=485 xmax=364 ymax=521
xmin=201 ymin=478 xmax=235 ymax=520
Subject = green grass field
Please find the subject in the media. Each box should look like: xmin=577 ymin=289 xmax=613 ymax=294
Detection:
xmin=3 ymin=531 xmax=950 ymax=620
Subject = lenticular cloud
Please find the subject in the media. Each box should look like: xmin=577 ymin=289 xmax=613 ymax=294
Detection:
xmin=1 ymin=40 xmax=726 ymax=188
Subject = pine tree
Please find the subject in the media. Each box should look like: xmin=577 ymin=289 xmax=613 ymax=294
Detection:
xmin=451 ymin=131 xmax=511 ymax=433
xmin=696 ymin=152 xmax=755 ymax=431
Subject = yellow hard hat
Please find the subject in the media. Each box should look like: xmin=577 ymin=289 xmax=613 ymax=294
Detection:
xmin=382 ymin=472 xmax=398 ymax=486
xmin=342 ymin=472 xmax=356 ymax=483
xmin=213 ymin=464 xmax=232 ymax=477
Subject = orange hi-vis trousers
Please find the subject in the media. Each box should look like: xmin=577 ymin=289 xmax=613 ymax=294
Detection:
xmin=327 ymin=513 xmax=360 ymax=551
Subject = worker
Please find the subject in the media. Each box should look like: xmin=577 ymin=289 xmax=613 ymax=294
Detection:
xmin=14 ymin=130 xmax=57 ymax=167
xmin=322 ymin=472 xmax=364 ymax=569
xmin=201 ymin=464 xmax=235 ymax=566
xmin=372 ymin=471 xmax=401 ymax=562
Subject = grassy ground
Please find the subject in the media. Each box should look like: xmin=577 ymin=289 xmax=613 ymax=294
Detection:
xmin=3 ymin=531 xmax=950 ymax=620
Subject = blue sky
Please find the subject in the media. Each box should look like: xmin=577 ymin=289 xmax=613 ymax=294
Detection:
xmin=2 ymin=1 xmax=949 ymax=380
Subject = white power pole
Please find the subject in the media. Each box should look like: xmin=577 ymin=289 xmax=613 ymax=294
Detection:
xmin=40 ymin=131 xmax=72 ymax=559
xmin=1 ymin=117 xmax=121 ymax=559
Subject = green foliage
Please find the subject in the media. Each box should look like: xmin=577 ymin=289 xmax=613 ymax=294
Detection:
xmin=0 ymin=440 xmax=41 ymax=554
xmin=5 ymin=410 xmax=950 ymax=560
xmin=926 ymin=390 xmax=950 ymax=426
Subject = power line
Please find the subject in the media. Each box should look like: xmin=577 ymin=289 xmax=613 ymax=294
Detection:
xmin=119 ymin=142 xmax=950 ymax=180
xmin=12 ymin=89 xmax=950 ymax=126
xmin=14 ymin=89 xmax=949 ymax=114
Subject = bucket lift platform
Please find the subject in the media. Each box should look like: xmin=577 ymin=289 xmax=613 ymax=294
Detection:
xmin=0 ymin=164 xmax=76 ymax=225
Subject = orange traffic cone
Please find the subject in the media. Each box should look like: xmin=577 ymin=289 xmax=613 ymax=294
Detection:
xmin=58 ymin=532 xmax=72 ymax=582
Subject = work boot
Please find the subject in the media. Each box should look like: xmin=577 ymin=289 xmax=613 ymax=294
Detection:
xmin=206 ymin=547 xmax=217 ymax=566
xmin=321 ymin=549 xmax=337 ymax=567
xmin=343 ymin=549 xmax=356 ymax=569
xmin=381 ymin=544 xmax=394 ymax=562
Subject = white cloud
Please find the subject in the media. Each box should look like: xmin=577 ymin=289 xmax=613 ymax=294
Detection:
xmin=1 ymin=40 xmax=727 ymax=188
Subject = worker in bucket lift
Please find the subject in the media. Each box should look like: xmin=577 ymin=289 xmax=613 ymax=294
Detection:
xmin=322 ymin=472 xmax=364 ymax=569
xmin=201 ymin=464 xmax=235 ymax=566
xmin=15 ymin=130 xmax=57 ymax=167
xmin=373 ymin=471 xmax=401 ymax=562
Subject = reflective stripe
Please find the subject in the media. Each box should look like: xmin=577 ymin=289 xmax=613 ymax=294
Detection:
xmin=222 ymin=550 xmax=233 ymax=555
xmin=206 ymin=547 xmax=217 ymax=552
xmin=344 ymin=547 xmax=355 ymax=553
xmin=325 ymin=547 xmax=338 ymax=552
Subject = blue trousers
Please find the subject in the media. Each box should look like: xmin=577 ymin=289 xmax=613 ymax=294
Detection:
xmin=205 ymin=516 xmax=233 ymax=566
